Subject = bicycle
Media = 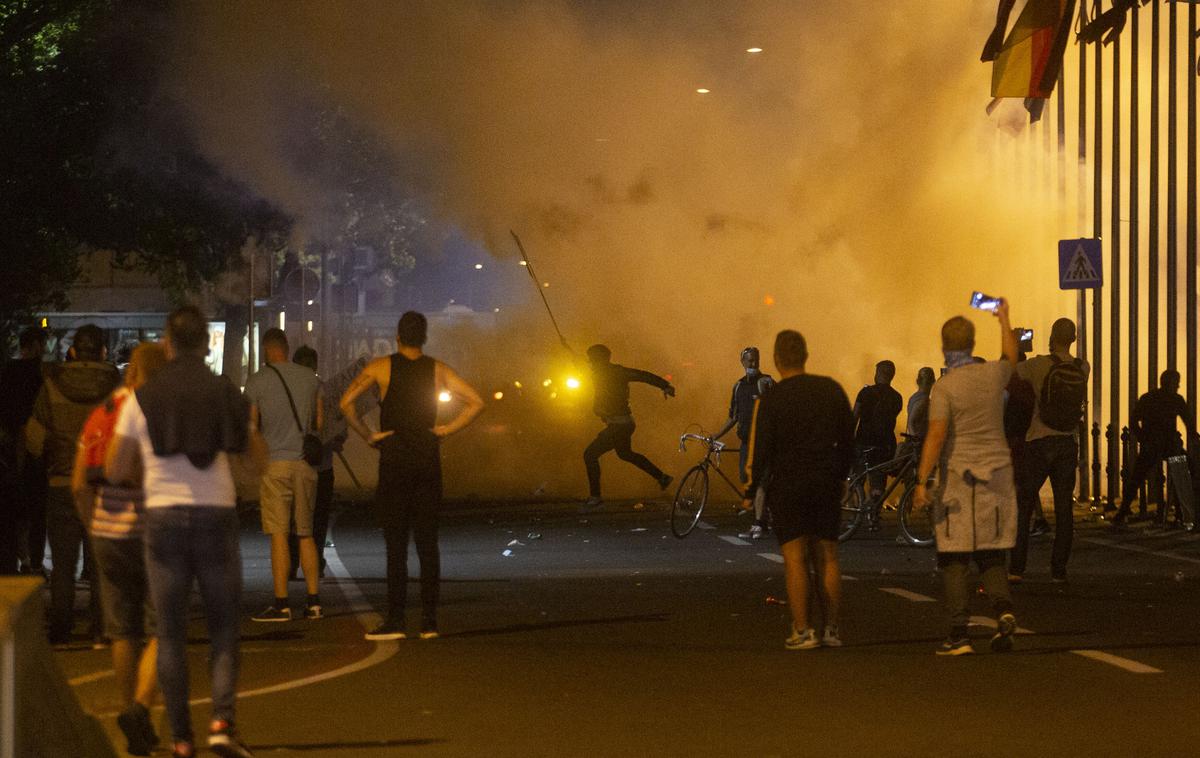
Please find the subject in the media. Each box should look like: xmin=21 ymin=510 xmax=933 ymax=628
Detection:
xmin=671 ymin=433 xmax=746 ymax=538
xmin=839 ymin=434 xmax=934 ymax=546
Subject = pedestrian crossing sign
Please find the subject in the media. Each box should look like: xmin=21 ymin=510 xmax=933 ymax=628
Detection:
xmin=1058 ymin=238 xmax=1103 ymax=290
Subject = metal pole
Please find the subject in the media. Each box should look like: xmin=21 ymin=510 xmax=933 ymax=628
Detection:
xmin=1111 ymin=26 xmax=1122 ymax=508
xmin=1129 ymin=3 xmax=1140 ymax=427
xmin=1078 ymin=24 xmax=1092 ymax=501
xmin=1093 ymin=2 xmax=1105 ymax=503
xmin=248 ymin=244 xmax=256 ymax=385
xmin=1168 ymin=0 xmax=1179 ymax=371
xmin=1187 ymin=1 xmax=1198 ymax=419
xmin=1150 ymin=0 xmax=1161 ymax=386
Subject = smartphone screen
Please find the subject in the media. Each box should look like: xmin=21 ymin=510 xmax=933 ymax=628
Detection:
xmin=970 ymin=291 xmax=1000 ymax=312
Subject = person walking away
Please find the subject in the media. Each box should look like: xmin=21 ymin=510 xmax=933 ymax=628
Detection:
xmin=853 ymin=360 xmax=902 ymax=527
xmin=26 ymin=324 xmax=120 ymax=644
xmin=287 ymin=346 xmax=342 ymax=579
xmin=73 ymin=342 xmax=167 ymax=755
xmin=913 ymin=303 xmax=1020 ymax=656
xmin=244 ymin=329 xmax=324 ymax=622
xmin=713 ymin=347 xmax=775 ymax=540
xmin=742 ymin=330 xmax=854 ymax=650
xmin=0 ymin=327 xmax=48 ymax=575
xmin=1008 ymin=318 xmax=1088 ymax=583
xmin=107 ymin=305 xmax=267 ymax=758
xmin=1003 ymin=339 xmax=1045 ymax=540
xmin=341 ymin=311 xmax=483 ymax=641
xmin=582 ymin=344 xmax=675 ymax=508
xmin=1113 ymin=370 xmax=1195 ymax=526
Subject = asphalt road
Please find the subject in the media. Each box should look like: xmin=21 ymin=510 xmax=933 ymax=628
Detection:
xmin=55 ymin=497 xmax=1200 ymax=757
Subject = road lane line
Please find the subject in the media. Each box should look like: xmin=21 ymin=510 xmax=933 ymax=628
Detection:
xmin=757 ymin=553 xmax=783 ymax=563
xmin=841 ymin=575 xmax=858 ymax=581
xmin=719 ymin=535 xmax=751 ymax=546
xmin=968 ymin=615 xmax=1035 ymax=635
xmin=67 ymin=669 xmax=115 ymax=687
xmin=94 ymin=520 xmax=399 ymax=718
xmin=697 ymin=521 xmax=716 ymax=530
xmin=1084 ymin=537 xmax=1200 ymax=565
xmin=1071 ymin=650 xmax=1163 ymax=674
xmin=879 ymin=587 xmax=937 ymax=603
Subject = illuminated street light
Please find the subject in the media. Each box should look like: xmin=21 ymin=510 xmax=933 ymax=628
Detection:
xmin=549 ymin=391 xmax=558 ymax=400
xmin=695 ymin=88 xmax=710 ymax=94
xmin=306 ymin=299 xmax=314 ymax=306
xmin=519 ymin=261 xmax=528 ymax=266
xmin=542 ymin=378 xmax=552 ymax=387
xmin=474 ymin=263 xmax=484 ymax=270
xmin=493 ymin=391 xmax=504 ymax=400
xmin=438 ymin=391 xmax=452 ymax=403
xmin=306 ymin=320 xmax=313 ymax=332
xmin=565 ymin=377 xmax=581 ymax=390
xmin=279 ymin=310 xmax=286 ymax=330
xmin=514 ymin=380 xmax=523 ymax=389
xmin=746 ymin=47 xmax=763 ymax=53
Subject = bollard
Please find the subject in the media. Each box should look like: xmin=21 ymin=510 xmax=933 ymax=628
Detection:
xmin=1105 ymin=424 xmax=1117 ymax=510
xmin=1092 ymin=422 xmax=1102 ymax=508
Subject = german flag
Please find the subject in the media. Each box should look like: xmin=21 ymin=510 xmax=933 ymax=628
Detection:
xmin=990 ymin=0 xmax=1076 ymax=99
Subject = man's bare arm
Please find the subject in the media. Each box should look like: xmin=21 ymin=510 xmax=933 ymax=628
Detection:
xmin=912 ymin=418 xmax=948 ymax=509
xmin=340 ymin=359 xmax=391 ymax=445
xmin=105 ymin=434 xmax=142 ymax=487
xmin=995 ymin=299 xmax=1018 ymax=366
xmin=434 ymin=363 xmax=485 ymax=438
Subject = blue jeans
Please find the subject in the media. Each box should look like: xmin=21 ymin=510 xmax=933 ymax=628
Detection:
xmin=144 ymin=506 xmax=242 ymax=743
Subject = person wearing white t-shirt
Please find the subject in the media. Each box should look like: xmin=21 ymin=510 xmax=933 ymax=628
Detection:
xmin=107 ymin=307 xmax=266 ymax=758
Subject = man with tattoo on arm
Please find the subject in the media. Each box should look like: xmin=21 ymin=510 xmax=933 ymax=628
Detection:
xmin=341 ymin=312 xmax=484 ymax=641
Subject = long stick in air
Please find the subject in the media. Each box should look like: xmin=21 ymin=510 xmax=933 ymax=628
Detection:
xmin=510 ymin=230 xmax=573 ymax=352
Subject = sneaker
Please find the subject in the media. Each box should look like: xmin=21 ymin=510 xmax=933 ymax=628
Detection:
xmin=821 ymin=625 xmax=842 ymax=647
xmin=582 ymin=496 xmax=604 ymax=510
xmin=658 ymin=473 xmax=673 ymax=490
xmin=936 ymin=636 xmax=974 ymax=656
xmin=990 ymin=612 xmax=1017 ymax=653
xmin=1030 ymin=520 xmax=1051 ymax=537
xmin=364 ymin=620 xmax=406 ymax=641
xmin=1051 ymin=574 xmax=1068 ymax=584
xmin=250 ymin=606 xmax=291 ymax=623
xmin=208 ymin=720 xmax=254 ymax=758
xmin=739 ymin=524 xmax=768 ymax=540
xmin=304 ymin=604 xmax=323 ymax=620
xmin=116 ymin=703 xmax=158 ymax=757
xmin=784 ymin=625 xmax=821 ymax=650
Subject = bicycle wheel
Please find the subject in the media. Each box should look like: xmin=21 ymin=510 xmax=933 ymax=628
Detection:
xmin=897 ymin=486 xmax=935 ymax=547
xmin=838 ymin=477 xmax=867 ymax=542
xmin=671 ymin=465 xmax=709 ymax=538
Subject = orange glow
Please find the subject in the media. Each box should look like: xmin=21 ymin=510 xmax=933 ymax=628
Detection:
xmin=763 ymin=294 xmax=775 ymax=307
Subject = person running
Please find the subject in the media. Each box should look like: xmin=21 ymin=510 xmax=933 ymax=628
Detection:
xmin=582 ymin=344 xmax=675 ymax=508
xmin=742 ymin=330 xmax=854 ymax=650
xmin=244 ymin=328 xmax=323 ymax=623
xmin=1008 ymin=318 xmax=1088 ymax=583
xmin=107 ymin=306 xmax=266 ymax=758
xmin=713 ymin=347 xmax=775 ymax=540
xmin=73 ymin=342 xmax=167 ymax=755
xmin=27 ymin=323 xmax=120 ymax=644
xmin=913 ymin=303 xmax=1019 ymax=656
xmin=853 ymin=360 xmax=902 ymax=524
xmin=341 ymin=311 xmax=483 ymax=641
xmin=1113 ymin=370 xmax=1195 ymax=526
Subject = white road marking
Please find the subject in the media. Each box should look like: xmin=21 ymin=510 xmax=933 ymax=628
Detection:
xmin=697 ymin=521 xmax=716 ymax=530
xmin=91 ymin=519 xmax=399 ymax=718
xmin=1084 ymin=537 xmax=1200 ymax=565
xmin=841 ymin=574 xmax=858 ymax=581
xmin=719 ymin=535 xmax=751 ymax=546
xmin=968 ymin=615 xmax=1034 ymax=635
xmin=879 ymin=587 xmax=937 ymax=603
xmin=67 ymin=669 xmax=114 ymax=687
xmin=757 ymin=553 xmax=784 ymax=563
xmin=1071 ymin=650 xmax=1163 ymax=674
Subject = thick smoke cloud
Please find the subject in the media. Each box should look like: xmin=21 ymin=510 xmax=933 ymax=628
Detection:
xmin=164 ymin=1 xmax=1079 ymax=496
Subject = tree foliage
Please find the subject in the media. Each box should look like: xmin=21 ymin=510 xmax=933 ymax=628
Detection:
xmin=0 ymin=0 xmax=290 ymax=337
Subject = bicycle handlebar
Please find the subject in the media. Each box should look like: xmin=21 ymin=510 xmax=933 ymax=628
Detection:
xmin=679 ymin=433 xmax=725 ymax=453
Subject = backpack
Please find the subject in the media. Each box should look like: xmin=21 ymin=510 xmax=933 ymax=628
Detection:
xmin=79 ymin=390 xmax=128 ymax=482
xmin=1038 ymin=355 xmax=1087 ymax=433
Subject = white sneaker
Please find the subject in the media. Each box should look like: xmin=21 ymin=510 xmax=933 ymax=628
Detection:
xmin=821 ymin=625 xmax=842 ymax=647
xmin=744 ymin=524 xmax=767 ymax=540
xmin=784 ymin=625 xmax=820 ymax=650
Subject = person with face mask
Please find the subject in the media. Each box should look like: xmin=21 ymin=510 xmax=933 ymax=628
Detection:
xmin=714 ymin=347 xmax=775 ymax=539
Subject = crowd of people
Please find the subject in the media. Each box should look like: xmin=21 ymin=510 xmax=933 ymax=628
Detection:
xmin=2 ymin=297 xmax=1194 ymax=753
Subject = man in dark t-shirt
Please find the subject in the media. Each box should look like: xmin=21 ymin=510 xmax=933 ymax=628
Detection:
xmin=714 ymin=347 xmax=775 ymax=539
xmin=743 ymin=330 xmax=854 ymax=651
xmin=853 ymin=360 xmax=903 ymax=514
xmin=1114 ymin=370 xmax=1195 ymax=525
xmin=582 ymin=344 xmax=675 ymax=508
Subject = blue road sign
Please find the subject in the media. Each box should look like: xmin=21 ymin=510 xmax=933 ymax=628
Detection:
xmin=1059 ymin=238 xmax=1103 ymax=290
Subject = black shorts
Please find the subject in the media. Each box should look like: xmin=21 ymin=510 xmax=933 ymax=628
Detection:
xmin=767 ymin=479 xmax=842 ymax=544
xmin=92 ymin=536 xmax=155 ymax=640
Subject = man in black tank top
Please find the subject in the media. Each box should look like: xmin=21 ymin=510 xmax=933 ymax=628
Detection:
xmin=341 ymin=312 xmax=484 ymax=641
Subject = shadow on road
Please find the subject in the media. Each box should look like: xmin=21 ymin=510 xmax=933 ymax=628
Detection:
xmin=446 ymin=612 xmax=672 ymax=638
